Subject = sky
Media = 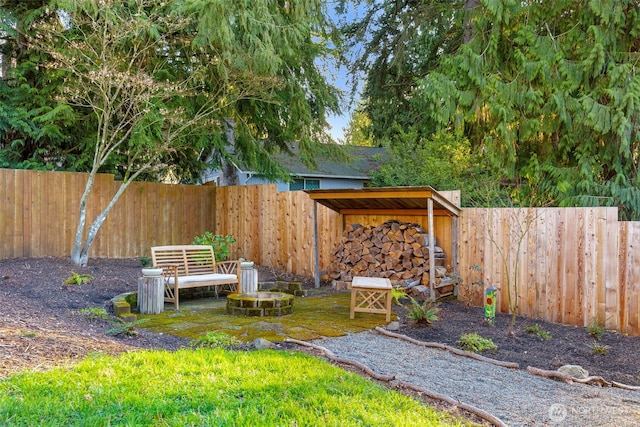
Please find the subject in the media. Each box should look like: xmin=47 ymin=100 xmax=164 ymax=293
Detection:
xmin=323 ymin=1 xmax=366 ymax=143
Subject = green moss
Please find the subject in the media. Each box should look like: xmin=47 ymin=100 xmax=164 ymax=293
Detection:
xmin=139 ymin=292 xmax=394 ymax=342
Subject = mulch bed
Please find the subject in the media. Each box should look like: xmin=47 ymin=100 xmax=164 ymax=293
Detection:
xmin=1 ymin=257 xmax=639 ymax=389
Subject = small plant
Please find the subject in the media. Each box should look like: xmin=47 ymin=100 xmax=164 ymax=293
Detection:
xmin=525 ymin=323 xmax=551 ymax=340
xmin=192 ymin=232 xmax=235 ymax=261
xmin=139 ymin=256 xmax=152 ymax=267
xmin=64 ymin=271 xmax=94 ymax=286
xmin=588 ymin=341 xmax=610 ymax=355
xmin=407 ymin=297 xmax=440 ymax=325
xmin=458 ymin=333 xmax=497 ymax=352
xmin=391 ymin=287 xmax=408 ymax=305
xmin=79 ymin=307 xmax=110 ymax=321
xmin=106 ymin=318 xmax=149 ymax=336
xmin=586 ymin=318 xmax=606 ymax=340
xmin=189 ymin=331 xmax=241 ymax=350
xmin=20 ymin=330 xmax=37 ymax=338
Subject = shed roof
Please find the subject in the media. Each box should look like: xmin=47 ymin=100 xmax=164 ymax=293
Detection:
xmin=305 ymin=186 xmax=460 ymax=217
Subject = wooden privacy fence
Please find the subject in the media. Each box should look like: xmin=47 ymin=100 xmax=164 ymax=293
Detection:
xmin=458 ymin=207 xmax=640 ymax=336
xmin=0 ymin=169 xmax=216 ymax=258
xmin=1 ymin=169 xmax=638 ymax=335
xmin=214 ymin=184 xmax=341 ymax=276
xmin=218 ymin=186 xmax=640 ymax=336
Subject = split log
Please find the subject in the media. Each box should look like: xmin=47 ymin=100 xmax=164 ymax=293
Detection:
xmin=375 ymin=327 xmax=519 ymax=369
xmin=284 ymin=338 xmax=395 ymax=382
xmin=284 ymin=338 xmax=507 ymax=427
xmin=328 ymin=220 xmax=449 ymax=287
xmin=526 ymin=366 xmax=640 ymax=390
xmin=396 ymin=381 xmax=508 ymax=427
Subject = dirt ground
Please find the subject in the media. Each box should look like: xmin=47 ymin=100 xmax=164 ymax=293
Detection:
xmin=1 ymin=257 xmax=639 ymax=388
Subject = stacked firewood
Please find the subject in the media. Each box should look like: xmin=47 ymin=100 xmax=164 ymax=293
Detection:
xmin=328 ymin=220 xmax=451 ymax=297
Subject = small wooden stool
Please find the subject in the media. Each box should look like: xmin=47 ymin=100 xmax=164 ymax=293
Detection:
xmin=350 ymin=276 xmax=393 ymax=322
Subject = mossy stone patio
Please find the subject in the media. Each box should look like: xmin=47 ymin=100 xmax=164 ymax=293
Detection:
xmin=136 ymin=290 xmax=396 ymax=343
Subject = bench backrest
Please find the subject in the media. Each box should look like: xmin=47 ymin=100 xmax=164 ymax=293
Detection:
xmin=151 ymin=245 xmax=217 ymax=276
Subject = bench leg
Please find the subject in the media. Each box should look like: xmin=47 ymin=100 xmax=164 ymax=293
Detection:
xmin=350 ymin=287 xmax=357 ymax=319
xmin=385 ymin=289 xmax=392 ymax=322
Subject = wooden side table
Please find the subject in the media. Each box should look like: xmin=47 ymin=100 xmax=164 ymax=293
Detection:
xmin=350 ymin=276 xmax=393 ymax=322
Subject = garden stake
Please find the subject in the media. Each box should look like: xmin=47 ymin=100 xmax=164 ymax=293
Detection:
xmin=484 ymin=285 xmax=497 ymax=324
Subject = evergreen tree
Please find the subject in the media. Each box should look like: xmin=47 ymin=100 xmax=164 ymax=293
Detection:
xmin=15 ymin=0 xmax=341 ymax=264
xmin=337 ymin=0 xmax=471 ymax=140
xmin=419 ymin=0 xmax=640 ymax=219
xmin=0 ymin=0 xmax=79 ymax=169
xmin=343 ymin=0 xmax=640 ymax=219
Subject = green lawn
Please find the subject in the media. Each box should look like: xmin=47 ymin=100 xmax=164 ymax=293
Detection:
xmin=0 ymin=348 xmax=471 ymax=426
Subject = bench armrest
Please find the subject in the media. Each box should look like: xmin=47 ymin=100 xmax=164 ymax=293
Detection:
xmin=216 ymin=260 xmax=241 ymax=275
xmin=155 ymin=264 xmax=178 ymax=280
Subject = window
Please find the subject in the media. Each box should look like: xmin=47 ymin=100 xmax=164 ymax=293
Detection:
xmin=289 ymin=179 xmax=320 ymax=191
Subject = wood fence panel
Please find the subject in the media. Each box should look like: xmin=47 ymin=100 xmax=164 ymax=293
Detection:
xmin=550 ymin=209 xmax=563 ymax=324
xmin=316 ymin=202 xmax=341 ymax=273
xmin=0 ymin=169 xmax=217 ymax=260
xmin=622 ymin=222 xmax=640 ymax=335
xmin=582 ymin=208 xmax=597 ymax=327
xmin=258 ymin=185 xmax=278 ymax=267
xmin=604 ymin=208 xmax=620 ymax=330
xmin=575 ymin=209 xmax=586 ymax=328
xmin=457 ymin=206 xmax=640 ymax=335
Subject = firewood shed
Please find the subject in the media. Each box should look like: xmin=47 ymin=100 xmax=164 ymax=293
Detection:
xmin=305 ymin=186 xmax=461 ymax=301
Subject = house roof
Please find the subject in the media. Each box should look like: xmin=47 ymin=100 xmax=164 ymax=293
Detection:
xmin=304 ymin=186 xmax=461 ymax=217
xmin=236 ymin=144 xmax=387 ymax=180
xmin=278 ymin=145 xmax=386 ymax=179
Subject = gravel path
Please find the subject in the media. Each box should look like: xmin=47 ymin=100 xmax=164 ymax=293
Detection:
xmin=314 ymin=331 xmax=640 ymax=426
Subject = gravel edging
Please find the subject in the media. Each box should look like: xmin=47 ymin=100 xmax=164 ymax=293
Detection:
xmin=313 ymin=330 xmax=640 ymax=427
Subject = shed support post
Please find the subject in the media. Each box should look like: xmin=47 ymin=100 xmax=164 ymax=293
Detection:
xmin=428 ymin=198 xmax=436 ymax=301
xmin=452 ymin=216 xmax=459 ymax=295
xmin=313 ymin=201 xmax=320 ymax=288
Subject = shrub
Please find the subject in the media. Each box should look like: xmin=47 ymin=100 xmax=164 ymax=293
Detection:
xmin=391 ymin=287 xmax=409 ymax=305
xmin=192 ymin=232 xmax=235 ymax=261
xmin=586 ymin=318 xmax=606 ymax=340
xmin=459 ymin=333 xmax=497 ymax=352
xmin=407 ymin=298 xmax=440 ymax=325
xmin=525 ymin=323 xmax=551 ymax=340
xmin=588 ymin=341 xmax=610 ymax=355
xmin=106 ymin=318 xmax=149 ymax=336
xmin=63 ymin=271 xmax=93 ymax=286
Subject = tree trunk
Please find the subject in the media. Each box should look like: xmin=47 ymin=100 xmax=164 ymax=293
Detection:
xmin=71 ymin=175 xmax=133 ymax=266
xmin=463 ymin=0 xmax=481 ymax=43
xmin=71 ymin=170 xmax=97 ymax=266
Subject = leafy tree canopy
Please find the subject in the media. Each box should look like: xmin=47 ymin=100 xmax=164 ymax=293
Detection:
xmin=342 ymin=106 xmax=373 ymax=146
xmin=342 ymin=0 xmax=640 ymax=219
xmin=336 ymin=0 xmax=471 ymax=141
xmin=1 ymin=0 xmax=342 ymax=182
xmin=418 ymin=0 xmax=640 ymax=219
xmin=3 ymin=0 xmax=343 ymax=265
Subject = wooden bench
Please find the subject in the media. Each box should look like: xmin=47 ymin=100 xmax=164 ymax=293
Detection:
xmin=350 ymin=276 xmax=393 ymax=322
xmin=151 ymin=245 xmax=241 ymax=310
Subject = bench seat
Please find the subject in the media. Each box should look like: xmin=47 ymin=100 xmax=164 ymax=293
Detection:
xmin=166 ymin=273 xmax=238 ymax=286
